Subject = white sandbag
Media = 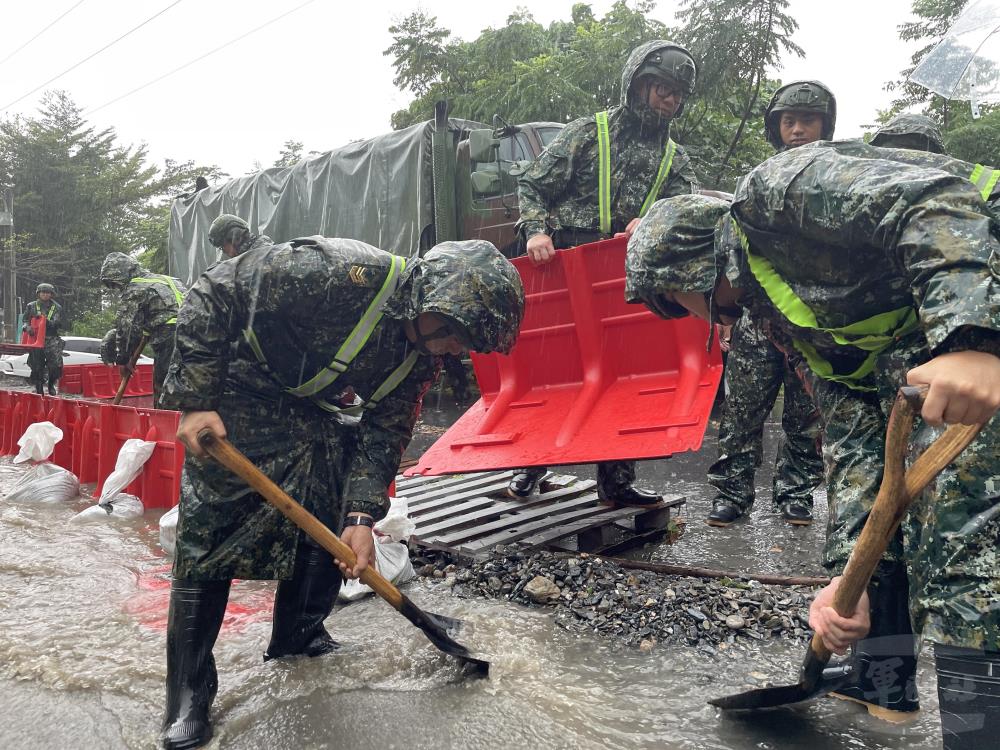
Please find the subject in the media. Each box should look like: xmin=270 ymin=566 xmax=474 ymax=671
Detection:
xmin=98 ymin=439 xmax=156 ymax=505
xmin=159 ymin=506 xmax=180 ymax=556
xmin=13 ymin=421 xmax=63 ymax=464
xmin=377 ymin=496 xmax=415 ymax=543
xmin=70 ymin=493 xmax=144 ymax=523
xmin=338 ymin=538 xmax=415 ymax=602
xmin=4 ymin=461 xmax=80 ymax=504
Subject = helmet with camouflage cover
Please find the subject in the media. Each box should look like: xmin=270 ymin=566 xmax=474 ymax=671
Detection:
xmin=383 ymin=240 xmax=525 ymax=354
xmin=208 ymin=214 xmax=250 ymax=249
xmin=626 ymin=194 xmax=731 ymax=319
xmin=623 ymin=40 xmax=697 ymax=118
xmin=35 ymin=283 xmax=56 ymax=296
xmin=764 ymin=80 xmax=837 ymax=149
xmin=99 ymin=252 xmax=142 ymax=291
xmin=870 ymin=113 xmax=945 ymax=154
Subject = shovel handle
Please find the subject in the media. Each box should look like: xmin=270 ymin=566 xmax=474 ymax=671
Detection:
xmin=811 ymin=385 xmax=983 ymax=663
xmin=197 ymin=430 xmax=405 ymax=610
xmin=112 ymin=334 xmax=149 ymax=405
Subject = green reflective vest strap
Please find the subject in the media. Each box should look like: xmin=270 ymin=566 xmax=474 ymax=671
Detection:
xmin=595 ymin=111 xmax=612 ymax=235
xmin=131 ymin=275 xmax=184 ymax=327
xmin=734 ymin=223 xmax=919 ymax=391
xmin=594 ymin=110 xmax=678 ymax=235
xmin=970 ymin=164 xmax=999 ymax=202
xmin=30 ymin=302 xmax=56 ymax=320
xmin=312 ymin=351 xmax=420 ymax=415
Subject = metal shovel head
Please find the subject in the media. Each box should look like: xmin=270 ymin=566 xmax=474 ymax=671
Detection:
xmin=709 ymin=664 xmax=854 ymax=712
xmin=398 ymin=594 xmax=490 ymax=677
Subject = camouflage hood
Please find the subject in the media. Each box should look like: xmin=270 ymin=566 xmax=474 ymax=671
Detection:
xmin=870 ymin=113 xmax=945 ymax=154
xmin=384 ymin=240 xmax=525 ymax=355
xmin=625 ymin=194 xmax=731 ymax=319
xmin=100 ymin=252 xmax=144 ymax=288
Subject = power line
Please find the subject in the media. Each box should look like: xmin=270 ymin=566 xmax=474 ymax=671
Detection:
xmin=0 ymin=0 xmax=185 ymax=113
xmin=0 ymin=0 xmax=88 ymax=68
xmin=86 ymin=0 xmax=316 ymax=116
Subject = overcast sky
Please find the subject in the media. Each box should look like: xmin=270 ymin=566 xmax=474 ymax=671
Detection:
xmin=0 ymin=0 xmax=921 ymax=176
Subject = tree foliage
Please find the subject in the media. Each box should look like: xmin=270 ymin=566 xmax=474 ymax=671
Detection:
xmin=384 ymin=1 xmax=803 ymax=189
xmin=0 ymin=91 xmax=223 ymax=325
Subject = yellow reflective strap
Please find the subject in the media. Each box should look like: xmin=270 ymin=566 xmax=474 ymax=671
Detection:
xmin=971 ymin=164 xmax=999 ymax=202
xmin=791 ymin=339 xmax=878 ymax=392
xmin=242 ymin=326 xmax=268 ymax=364
xmin=595 ymin=111 xmax=612 ymax=235
xmin=131 ymin=275 xmax=185 ymax=306
xmin=312 ymin=351 xmax=420 ymax=414
xmin=639 ymin=139 xmax=677 ymax=218
xmin=285 ymin=255 xmax=406 ymax=398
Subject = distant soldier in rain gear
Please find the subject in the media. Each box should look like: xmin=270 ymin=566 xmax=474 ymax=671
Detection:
xmin=99 ymin=252 xmax=187 ymax=405
xmin=22 ymin=282 xmax=64 ymax=395
xmin=870 ymin=112 xmax=946 ymax=154
xmin=207 ymin=213 xmax=271 ymax=260
xmin=704 ymin=80 xmax=834 ymax=529
xmin=157 ymin=237 xmax=524 ymax=749
xmin=625 ymin=143 xmax=1000 ymax=749
xmin=508 ymin=39 xmax=699 ymax=505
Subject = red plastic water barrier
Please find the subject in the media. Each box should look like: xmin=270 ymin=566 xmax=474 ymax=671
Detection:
xmin=59 ymin=364 xmax=84 ymax=395
xmin=408 ymin=237 xmax=723 ymax=476
xmin=1 ymin=389 xmax=183 ymax=509
xmin=80 ymin=363 xmax=154 ymax=398
xmin=0 ymin=315 xmax=45 ymax=355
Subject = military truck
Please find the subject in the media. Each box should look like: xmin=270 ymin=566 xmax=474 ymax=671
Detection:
xmin=168 ymin=101 xmax=562 ymax=283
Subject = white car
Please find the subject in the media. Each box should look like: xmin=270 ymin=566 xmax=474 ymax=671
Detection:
xmin=0 ymin=336 xmax=154 ymax=378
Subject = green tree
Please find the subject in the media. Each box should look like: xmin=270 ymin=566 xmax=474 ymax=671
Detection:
xmin=273 ymin=139 xmax=304 ymax=168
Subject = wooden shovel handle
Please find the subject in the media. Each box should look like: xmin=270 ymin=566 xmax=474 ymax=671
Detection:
xmin=197 ymin=430 xmax=405 ymax=609
xmin=810 ymin=384 xmax=984 ymax=662
xmin=112 ymin=334 xmax=149 ymax=405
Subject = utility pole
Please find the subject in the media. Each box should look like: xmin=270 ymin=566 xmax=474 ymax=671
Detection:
xmin=1 ymin=187 xmax=15 ymax=342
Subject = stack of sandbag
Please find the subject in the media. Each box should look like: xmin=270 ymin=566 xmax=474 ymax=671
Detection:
xmin=4 ymin=422 xmax=80 ymax=504
xmin=71 ymin=439 xmax=153 ymax=522
xmin=339 ymin=495 xmax=416 ymax=602
xmin=159 ymin=506 xmax=179 ymax=556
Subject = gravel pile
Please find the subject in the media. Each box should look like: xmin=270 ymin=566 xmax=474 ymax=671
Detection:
xmin=417 ymin=548 xmax=818 ymax=651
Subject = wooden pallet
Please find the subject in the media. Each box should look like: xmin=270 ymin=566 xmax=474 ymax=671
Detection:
xmin=395 ymin=470 xmax=685 ymax=561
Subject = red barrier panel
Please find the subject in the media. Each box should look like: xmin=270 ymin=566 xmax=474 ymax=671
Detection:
xmin=59 ymin=365 xmax=84 ymax=395
xmin=0 ymin=390 xmax=15 ymax=455
xmin=79 ymin=363 xmax=154 ymax=398
xmin=137 ymin=409 xmax=183 ymax=509
xmin=95 ymin=405 xmax=148 ymax=498
xmin=72 ymin=401 xmax=107 ymax=484
xmin=408 ymin=237 xmax=723 ymax=476
xmin=45 ymin=397 xmax=82 ymax=470
xmin=0 ymin=315 xmax=45 ymax=355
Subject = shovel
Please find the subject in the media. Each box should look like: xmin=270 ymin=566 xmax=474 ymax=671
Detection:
xmin=709 ymin=385 xmax=984 ymax=712
xmin=112 ymin=334 xmax=149 ymax=405
xmin=197 ymin=430 xmax=490 ymax=676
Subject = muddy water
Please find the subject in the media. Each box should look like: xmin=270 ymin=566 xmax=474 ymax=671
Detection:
xmin=1 ymin=389 xmax=943 ymax=749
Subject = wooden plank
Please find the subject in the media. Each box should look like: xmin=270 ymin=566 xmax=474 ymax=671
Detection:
xmin=414 ymin=481 xmax=598 ymax=539
xmin=458 ymin=502 xmax=616 ymax=552
xmin=401 ymin=471 xmax=517 ymax=503
xmin=410 ymin=495 xmax=500 ymax=526
xmin=438 ymin=494 xmax=600 ymax=546
xmin=408 ymin=477 xmax=516 ymax=517
xmin=518 ymin=506 xmax=649 ymax=550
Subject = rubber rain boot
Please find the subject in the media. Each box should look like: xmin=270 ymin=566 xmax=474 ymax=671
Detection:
xmin=508 ymin=467 xmax=545 ymax=498
xmin=264 ymin=545 xmax=342 ymax=661
xmin=829 ymin=566 xmax=919 ymax=721
xmin=160 ymin=578 xmax=231 ymax=750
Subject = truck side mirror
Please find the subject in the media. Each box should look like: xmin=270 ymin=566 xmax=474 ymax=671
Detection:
xmin=471 ymin=170 xmax=502 ymax=195
xmin=469 ymin=129 xmax=500 ymax=163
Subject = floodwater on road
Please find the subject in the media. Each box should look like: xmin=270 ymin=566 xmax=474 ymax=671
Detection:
xmin=0 ymin=387 xmax=944 ymax=749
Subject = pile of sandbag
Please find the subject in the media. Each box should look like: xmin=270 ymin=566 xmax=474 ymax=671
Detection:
xmin=71 ymin=439 xmax=152 ymax=523
xmin=4 ymin=422 xmax=80 ymax=504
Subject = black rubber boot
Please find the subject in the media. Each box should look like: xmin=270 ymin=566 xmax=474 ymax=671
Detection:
xmin=508 ymin=467 xmax=545 ymax=498
xmin=935 ymin=644 xmax=1000 ymax=750
xmin=705 ymin=499 xmax=744 ymax=527
xmin=600 ymin=485 xmax=662 ymax=507
xmin=47 ymin=382 xmax=57 ymax=396
xmin=264 ymin=545 xmax=343 ymax=661
xmin=160 ymin=578 xmax=231 ymax=750
xmin=779 ymin=501 xmax=813 ymax=526
xmin=829 ymin=566 xmax=919 ymax=720
xmin=34 ymin=381 xmax=44 ymax=395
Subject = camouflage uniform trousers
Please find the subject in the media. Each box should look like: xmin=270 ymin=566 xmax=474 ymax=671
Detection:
xmin=808 ymin=339 xmax=1000 ymax=652
xmin=149 ymin=329 xmax=175 ymax=408
xmin=28 ymin=337 xmax=64 ymax=390
xmin=708 ymin=314 xmax=823 ymax=512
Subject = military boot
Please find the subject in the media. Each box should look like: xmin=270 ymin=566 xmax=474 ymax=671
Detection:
xmin=160 ymin=578 xmax=231 ymax=750
xmin=34 ymin=381 xmax=44 ymax=395
xmin=779 ymin=501 xmax=813 ymax=526
xmin=705 ymin=499 xmax=745 ymax=527
xmin=829 ymin=566 xmax=919 ymax=721
xmin=264 ymin=545 xmax=342 ymax=660
xmin=47 ymin=382 xmax=57 ymax=396
xmin=508 ymin=467 xmax=545 ymax=498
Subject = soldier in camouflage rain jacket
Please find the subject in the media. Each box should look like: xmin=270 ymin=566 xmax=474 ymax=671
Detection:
xmin=22 ymin=283 xmax=64 ymax=394
xmin=870 ymin=112 xmax=946 ymax=154
xmin=99 ymin=252 xmax=187 ymax=405
xmin=626 ymin=155 xmax=1000 ymax=747
xmin=157 ymin=237 xmax=524 ymax=749
xmin=508 ymin=39 xmax=698 ymax=504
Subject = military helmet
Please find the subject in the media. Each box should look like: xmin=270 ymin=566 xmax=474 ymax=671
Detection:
xmin=386 ymin=240 xmax=525 ymax=355
xmin=100 ymin=252 xmax=142 ymax=290
xmin=764 ymin=80 xmax=837 ymax=149
xmin=208 ymin=214 xmax=250 ymax=248
xmin=635 ymin=44 xmax=697 ymax=96
xmin=35 ymin=283 xmax=56 ymax=295
xmin=626 ymin=194 xmax=731 ymax=319
xmin=870 ymin=113 xmax=945 ymax=154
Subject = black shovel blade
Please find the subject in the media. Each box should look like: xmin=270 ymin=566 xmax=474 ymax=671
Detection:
xmin=709 ymin=664 xmax=853 ymax=712
xmin=398 ymin=593 xmax=490 ymax=677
